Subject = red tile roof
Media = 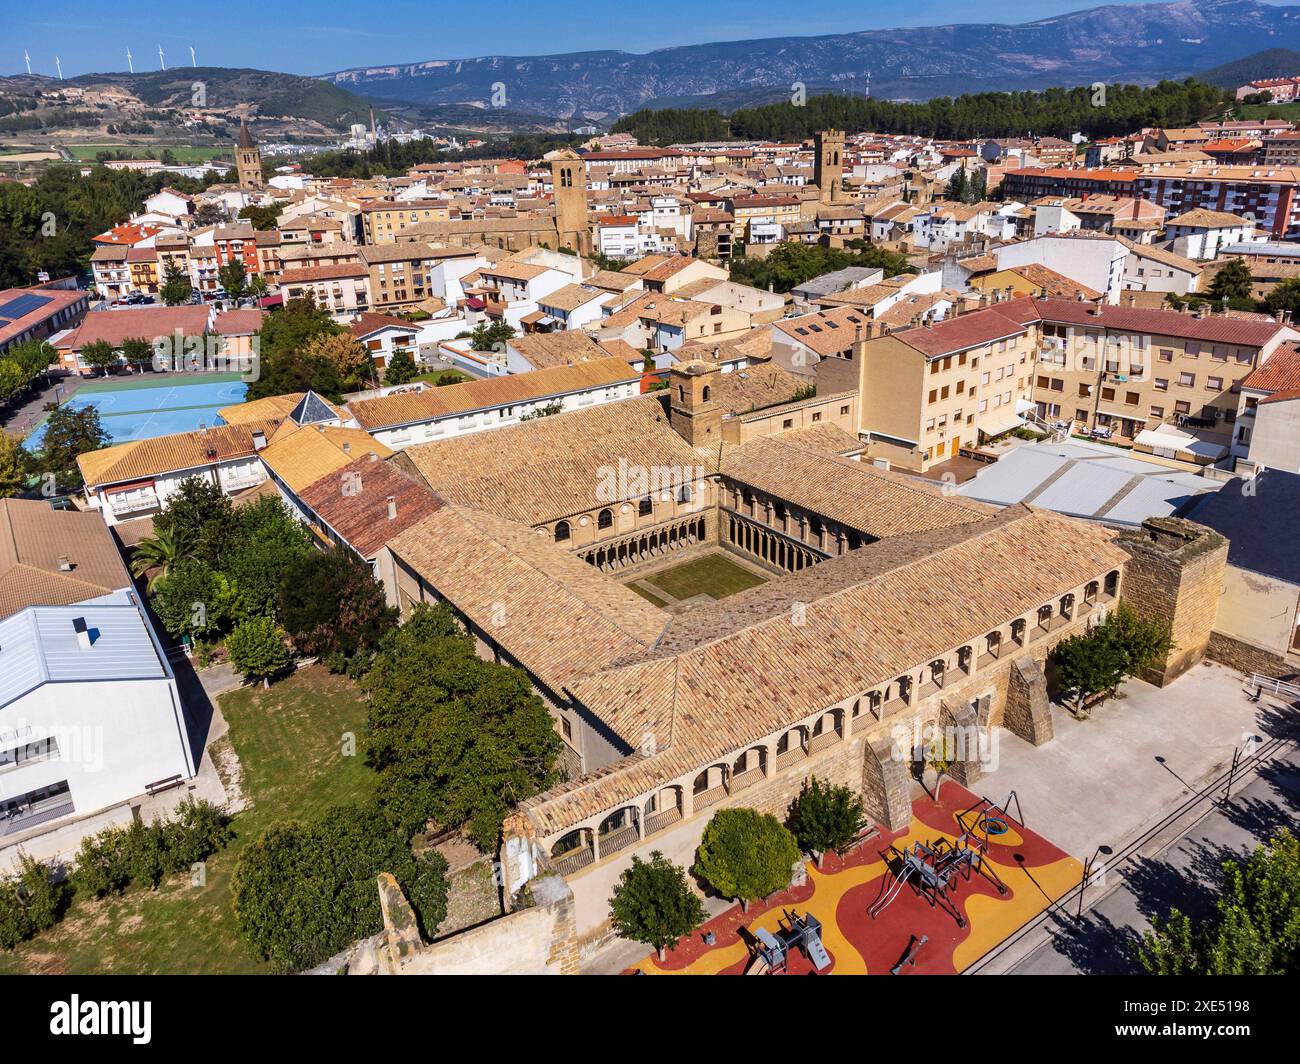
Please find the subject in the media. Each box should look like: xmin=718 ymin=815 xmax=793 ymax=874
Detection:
xmin=296 ymin=455 xmax=444 ymax=558
xmin=1242 ymin=342 xmax=1300 ymax=393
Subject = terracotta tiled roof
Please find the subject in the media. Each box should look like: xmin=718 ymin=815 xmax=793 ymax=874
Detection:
xmin=388 ymin=503 xmax=669 ymax=694
xmin=1032 ymin=297 xmax=1285 ymax=345
xmin=1242 ymin=342 xmax=1300 ymax=393
xmin=296 ymin=455 xmax=443 ymax=559
xmin=0 ymin=499 xmax=131 ymax=620
xmin=508 ymin=331 xmax=611 ymax=369
xmin=346 ymin=356 xmax=639 ymax=431
xmin=260 ymin=426 xmax=393 ymax=495
xmin=78 ymin=420 xmax=281 ymax=489
xmin=349 ymin=312 xmax=418 ymax=338
xmin=218 ymin=392 xmax=341 ymax=426
xmin=212 ymin=309 xmax=264 ymax=336
xmin=526 ymin=506 xmax=1125 ymax=834
xmin=722 ymin=434 xmax=995 ymax=540
xmin=61 ymin=306 xmax=209 ymax=351
xmin=397 ymin=393 xmax=702 ymax=525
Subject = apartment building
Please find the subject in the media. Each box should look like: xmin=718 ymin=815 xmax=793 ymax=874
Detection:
xmin=1000 ymin=167 xmax=1137 ymax=201
xmin=1133 ymin=166 xmax=1300 ymax=239
xmin=821 ymin=301 xmax=1040 ymax=472
xmin=1029 ymin=300 xmax=1297 ymax=453
xmin=278 ymin=263 xmax=371 ymax=319
xmin=361 ymin=199 xmax=453 ymax=243
xmin=357 ymin=242 xmax=438 ymax=312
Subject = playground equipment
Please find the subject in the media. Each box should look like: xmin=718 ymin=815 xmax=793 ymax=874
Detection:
xmin=957 ymin=789 xmax=1025 ymax=842
xmin=744 ymin=910 xmax=832 ymax=974
xmin=891 ymin=934 xmax=929 ymax=975
xmin=868 ymin=834 xmax=1008 ymax=927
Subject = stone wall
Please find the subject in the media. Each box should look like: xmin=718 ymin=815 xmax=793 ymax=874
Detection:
xmin=343 ymin=873 xmax=580 ymax=976
xmin=1207 ymin=630 xmax=1299 ymax=682
xmin=1118 ymin=517 xmax=1228 ymax=686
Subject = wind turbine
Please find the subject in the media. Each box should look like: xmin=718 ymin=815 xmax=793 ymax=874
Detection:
xmin=23 ymin=49 xmax=31 ymax=75
xmin=190 ymin=45 xmax=196 ymax=68
xmin=54 ymin=56 xmax=62 ymax=81
xmin=158 ymin=44 xmax=165 ymax=71
xmin=127 ymin=48 xmax=134 ymax=74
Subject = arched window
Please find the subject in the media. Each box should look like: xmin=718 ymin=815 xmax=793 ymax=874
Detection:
xmin=597 ymin=508 xmax=613 ymax=529
xmin=702 ymin=385 xmax=711 ymax=402
xmin=678 ymin=484 xmax=692 ymax=503
xmin=638 ymin=497 xmax=653 ymax=516
xmin=677 ymin=385 xmax=685 ymax=402
xmin=554 ymin=520 xmax=570 ymax=543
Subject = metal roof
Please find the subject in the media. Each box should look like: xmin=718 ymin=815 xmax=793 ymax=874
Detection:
xmin=0 ymin=595 xmax=169 ymax=710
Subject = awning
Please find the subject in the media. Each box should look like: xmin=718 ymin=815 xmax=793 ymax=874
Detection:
xmin=1133 ymin=426 xmax=1228 ymax=460
xmin=979 ymin=411 xmax=1025 ymax=439
xmin=1015 ymin=398 xmax=1038 ymax=415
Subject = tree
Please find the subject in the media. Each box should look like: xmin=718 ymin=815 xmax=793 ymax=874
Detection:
xmin=0 ymin=431 xmax=28 ymax=498
xmin=609 ymin=852 xmax=706 ymax=961
xmin=153 ymin=476 xmax=238 ymax=569
xmin=159 ymin=263 xmax=193 ymax=306
xmin=79 ymin=338 xmax=119 ymax=377
xmin=1263 ymin=276 xmax=1300 ymax=318
xmin=383 ymin=349 xmax=418 ymax=386
xmin=694 ymin=807 xmax=801 ymax=910
xmin=226 ymin=616 xmax=292 ymax=686
xmin=151 ymin=558 xmax=236 ymax=643
xmin=35 ymin=404 xmax=108 ymax=491
xmin=231 ymin=801 xmax=447 ymax=972
xmin=238 ymin=203 xmax=282 ymax=231
xmin=1051 ymin=601 xmax=1172 ymax=714
xmin=130 ymin=528 xmax=185 ymax=592
xmin=786 ymin=777 xmax=867 ymax=863
xmin=218 ymin=260 xmax=248 ymax=302
xmin=945 ymin=166 xmax=969 ymax=203
xmin=363 ymin=603 xmax=562 ymax=850
xmin=1209 ymin=258 xmax=1254 ymax=303
xmin=245 ymin=299 xmax=344 ymax=401
xmin=247 ymin=274 xmax=269 ymax=299
xmin=467 ymin=321 xmax=515 ymax=352
xmin=277 ymin=546 xmax=397 ymax=662
xmin=224 ymin=502 xmax=313 ymax=619
xmin=120 ymin=336 xmax=153 ymax=373
xmin=1139 ymin=829 xmax=1298 ymax=975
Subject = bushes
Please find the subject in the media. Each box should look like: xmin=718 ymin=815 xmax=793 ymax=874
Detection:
xmin=226 ymin=616 xmax=293 ymax=685
xmin=786 ymin=777 xmax=867 ymax=859
xmin=609 ymin=851 xmax=705 ymax=960
xmin=231 ymin=800 xmax=449 ymax=972
xmin=68 ymin=798 xmax=232 ymax=900
xmin=0 ymin=854 xmax=68 ymax=950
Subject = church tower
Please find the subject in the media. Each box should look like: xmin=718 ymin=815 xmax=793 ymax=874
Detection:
xmin=550 ymin=150 xmax=589 ymax=254
xmin=814 ymin=129 xmax=844 ymax=205
xmin=668 ymin=360 xmax=722 ymax=447
xmin=235 ymin=120 xmax=263 ymax=191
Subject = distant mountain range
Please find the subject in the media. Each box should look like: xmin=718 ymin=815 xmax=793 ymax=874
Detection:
xmin=320 ymin=0 xmax=1300 ymax=120
xmin=1200 ymin=47 xmax=1300 ymax=87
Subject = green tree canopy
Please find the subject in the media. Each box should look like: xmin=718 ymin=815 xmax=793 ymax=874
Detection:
xmin=160 ymin=263 xmax=193 ymax=306
xmin=153 ymin=476 xmax=239 ymax=569
xmin=35 ymin=404 xmax=108 ymax=491
xmin=277 ymin=546 xmax=397 ymax=662
xmin=151 ymin=558 xmax=237 ymax=643
xmin=609 ymin=851 xmax=706 ymax=960
xmin=1139 ymin=829 xmax=1299 ymax=975
xmin=729 ymin=240 xmax=913 ymax=294
xmin=79 ymin=338 xmax=119 ymax=377
xmin=786 ymin=776 xmax=868 ymax=858
xmin=1208 ymin=258 xmax=1254 ymax=303
xmin=362 ymin=603 xmax=562 ymax=849
xmin=225 ymin=615 xmax=292 ymax=684
xmin=383 ymin=349 xmax=419 ymax=386
xmin=694 ymin=807 xmax=801 ymax=908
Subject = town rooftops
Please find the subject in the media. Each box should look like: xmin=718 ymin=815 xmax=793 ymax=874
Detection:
xmin=218 ymin=391 xmax=342 ymax=426
xmin=346 ymin=355 xmax=640 ymax=432
xmin=77 ymin=420 xmax=283 ymax=490
xmin=1240 ymin=342 xmax=1300 ymax=393
xmin=0 ymin=287 xmax=86 ymax=349
xmin=260 ymin=425 xmax=394 ymax=495
xmin=59 ymin=305 xmax=210 ymax=352
xmin=348 ymin=312 xmax=419 ymax=339
xmin=1167 ymin=208 xmax=1253 ymax=229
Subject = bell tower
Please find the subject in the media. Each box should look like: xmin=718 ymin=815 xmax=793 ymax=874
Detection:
xmin=235 ymin=120 xmax=263 ymax=191
xmin=550 ymin=150 xmax=589 ymax=253
xmin=814 ymin=129 xmax=844 ymax=205
xmin=668 ymin=360 xmax=722 ymax=447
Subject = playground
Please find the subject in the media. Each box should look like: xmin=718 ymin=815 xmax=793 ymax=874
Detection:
xmin=24 ymin=373 xmax=248 ymax=449
xmin=626 ymin=782 xmax=1082 ymax=975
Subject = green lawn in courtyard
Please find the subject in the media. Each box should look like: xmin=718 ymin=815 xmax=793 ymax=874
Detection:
xmin=0 ymin=666 xmax=373 ymax=975
xmin=643 ymin=552 xmax=767 ymax=602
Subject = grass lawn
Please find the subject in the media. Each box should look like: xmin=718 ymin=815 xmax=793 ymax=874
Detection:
xmin=643 ymin=552 xmax=767 ymax=602
xmin=1232 ymin=101 xmax=1300 ymax=122
xmin=414 ymin=368 xmax=470 ymax=386
xmin=627 ymin=582 xmax=670 ymax=608
xmin=67 ymin=144 xmax=230 ymax=163
xmin=0 ymin=666 xmax=373 ymax=975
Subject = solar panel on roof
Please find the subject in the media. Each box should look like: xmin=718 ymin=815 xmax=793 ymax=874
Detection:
xmin=0 ymin=294 xmax=53 ymax=319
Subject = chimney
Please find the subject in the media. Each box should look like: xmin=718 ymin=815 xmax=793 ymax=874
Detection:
xmin=57 ymin=555 xmax=72 ymax=572
xmin=72 ymin=617 xmax=92 ymax=651
xmin=368 ymin=450 xmax=380 ymax=463
xmin=386 ymin=495 xmax=397 ymax=520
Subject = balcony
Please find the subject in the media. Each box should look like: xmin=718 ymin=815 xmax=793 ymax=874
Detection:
xmin=730 ymin=767 xmax=764 ymax=792
xmin=806 ymin=729 xmax=841 ymax=755
xmin=598 ymin=822 xmax=640 ymax=858
xmin=551 ymin=845 xmax=594 ymax=876
xmin=881 ymin=696 xmax=909 ymax=718
xmin=1 ymin=786 xmax=74 ymax=837
xmin=775 ymin=744 xmax=808 ymax=772
xmin=644 ymin=805 xmax=682 ymax=836
xmin=109 ymin=493 xmax=161 ymax=516
xmin=694 ymin=784 xmax=728 ymax=810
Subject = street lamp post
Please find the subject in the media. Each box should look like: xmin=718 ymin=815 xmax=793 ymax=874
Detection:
xmin=1224 ymin=735 xmax=1262 ymax=802
xmin=1076 ymin=844 xmax=1114 ymax=921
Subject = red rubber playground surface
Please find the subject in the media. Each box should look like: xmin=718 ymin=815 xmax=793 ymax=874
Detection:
xmin=626 ymin=782 xmax=1082 ymax=975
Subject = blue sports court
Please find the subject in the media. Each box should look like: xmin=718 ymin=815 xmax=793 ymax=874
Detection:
xmin=24 ymin=374 xmax=249 ymax=449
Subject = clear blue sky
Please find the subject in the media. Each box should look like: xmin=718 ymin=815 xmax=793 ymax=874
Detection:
xmin=4 ymin=0 xmax=1209 ymax=78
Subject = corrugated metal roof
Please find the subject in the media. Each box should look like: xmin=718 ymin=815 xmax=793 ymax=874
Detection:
xmin=0 ymin=597 xmax=168 ymax=710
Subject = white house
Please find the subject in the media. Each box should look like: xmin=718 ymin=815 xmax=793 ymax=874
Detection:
xmin=1165 ymin=209 xmax=1258 ymax=261
xmin=994 ymin=234 xmax=1128 ymax=303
